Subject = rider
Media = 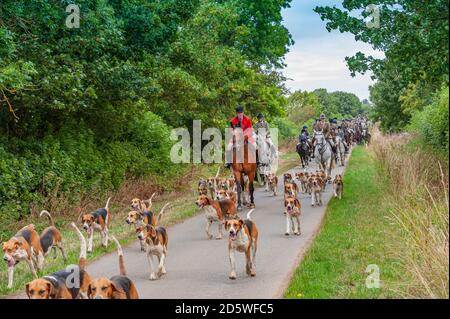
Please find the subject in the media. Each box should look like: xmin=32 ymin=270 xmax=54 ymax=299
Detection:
xmin=255 ymin=113 xmax=271 ymax=138
xmin=313 ymin=113 xmax=336 ymax=156
xmin=254 ymin=113 xmax=276 ymax=167
xmin=336 ymin=125 xmax=349 ymax=154
xmin=313 ymin=113 xmax=331 ymax=139
xmin=224 ymin=105 xmax=257 ymax=169
xmin=298 ymin=125 xmax=312 ymax=157
xmin=300 ymin=125 xmax=309 ymax=137
xmin=299 ymin=125 xmax=312 ymax=146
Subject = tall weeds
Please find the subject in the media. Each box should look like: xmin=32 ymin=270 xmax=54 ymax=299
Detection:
xmin=370 ymin=126 xmax=449 ymax=298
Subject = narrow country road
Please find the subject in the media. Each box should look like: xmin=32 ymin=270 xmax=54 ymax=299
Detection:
xmin=14 ymin=156 xmax=347 ymax=299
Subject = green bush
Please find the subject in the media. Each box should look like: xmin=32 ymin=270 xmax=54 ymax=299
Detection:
xmin=0 ymin=111 xmax=177 ymax=232
xmin=408 ymin=86 xmax=449 ymax=152
xmin=272 ymin=117 xmax=299 ymax=140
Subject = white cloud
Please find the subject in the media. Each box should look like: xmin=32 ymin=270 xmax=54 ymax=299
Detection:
xmin=283 ymin=33 xmax=384 ymax=100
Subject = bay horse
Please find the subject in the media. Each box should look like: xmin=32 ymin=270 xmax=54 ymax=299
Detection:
xmin=231 ymin=132 xmax=257 ymax=211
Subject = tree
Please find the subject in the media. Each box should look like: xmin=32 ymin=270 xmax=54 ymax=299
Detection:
xmin=315 ymin=0 xmax=449 ymax=131
xmin=286 ymin=90 xmax=320 ymax=124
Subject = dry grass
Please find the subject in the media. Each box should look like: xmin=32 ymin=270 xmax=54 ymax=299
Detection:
xmin=369 ymin=126 xmax=449 ymax=299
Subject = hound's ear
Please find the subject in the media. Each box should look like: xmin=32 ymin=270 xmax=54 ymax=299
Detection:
xmin=150 ymin=227 xmax=157 ymax=237
xmin=111 ymin=282 xmax=126 ymax=299
xmin=294 ymin=199 xmax=301 ymax=207
xmin=87 ymin=284 xmax=93 ymax=299
xmin=239 ymin=220 xmax=244 ymax=227
xmin=90 ymin=215 xmax=95 ymax=221
xmin=14 ymin=240 xmax=23 ymax=248
xmin=46 ymin=282 xmax=53 ymax=297
xmin=205 ymin=197 xmax=211 ymax=204
xmin=25 ymin=283 xmax=31 ymax=298
xmin=224 ymin=221 xmax=229 ymax=230
xmin=284 ymin=200 xmax=288 ymax=207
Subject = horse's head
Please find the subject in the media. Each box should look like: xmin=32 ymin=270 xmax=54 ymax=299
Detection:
xmin=314 ymin=130 xmax=325 ymax=144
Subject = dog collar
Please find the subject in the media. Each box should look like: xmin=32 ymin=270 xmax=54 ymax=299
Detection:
xmin=43 ymin=275 xmax=60 ymax=289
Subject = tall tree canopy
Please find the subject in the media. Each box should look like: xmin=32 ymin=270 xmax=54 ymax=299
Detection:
xmin=0 ymin=0 xmax=294 ymax=220
xmin=315 ymin=0 xmax=449 ymax=132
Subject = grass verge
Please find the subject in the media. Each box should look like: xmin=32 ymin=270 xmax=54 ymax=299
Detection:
xmin=284 ymin=146 xmax=405 ymax=298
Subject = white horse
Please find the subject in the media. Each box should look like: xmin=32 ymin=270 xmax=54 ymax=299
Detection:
xmin=313 ymin=130 xmax=334 ymax=181
xmin=256 ymin=132 xmax=278 ymax=191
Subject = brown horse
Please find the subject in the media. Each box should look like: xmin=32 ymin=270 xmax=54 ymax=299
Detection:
xmin=231 ymin=133 xmax=257 ymax=211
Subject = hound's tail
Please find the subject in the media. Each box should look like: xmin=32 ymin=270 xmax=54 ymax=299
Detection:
xmin=147 ymin=192 xmax=157 ymax=211
xmin=104 ymin=196 xmax=112 ymax=211
xmin=71 ymin=223 xmax=87 ymax=270
xmin=227 ymin=191 xmax=237 ymax=204
xmin=39 ymin=210 xmax=55 ymax=227
xmin=331 ymin=157 xmax=336 ymax=170
xmin=156 ymin=202 xmax=171 ymax=226
xmin=111 ymin=236 xmax=126 ymax=276
xmin=215 ymin=166 xmax=221 ymax=178
xmin=246 ymin=209 xmax=255 ymax=221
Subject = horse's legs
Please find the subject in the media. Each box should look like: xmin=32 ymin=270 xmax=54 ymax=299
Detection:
xmin=234 ymin=172 xmax=243 ymax=210
xmin=249 ymin=178 xmax=255 ymax=207
xmin=236 ymin=182 xmax=242 ymax=210
xmin=327 ymin=160 xmax=332 ymax=182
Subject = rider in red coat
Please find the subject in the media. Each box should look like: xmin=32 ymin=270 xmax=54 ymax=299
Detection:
xmin=225 ymin=105 xmax=257 ymax=169
xmin=230 ymin=106 xmax=254 ymax=139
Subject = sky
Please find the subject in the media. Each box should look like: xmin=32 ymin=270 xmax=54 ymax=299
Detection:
xmin=281 ymin=0 xmax=384 ymax=100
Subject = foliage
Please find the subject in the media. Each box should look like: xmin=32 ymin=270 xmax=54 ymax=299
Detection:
xmin=315 ymin=0 xmax=449 ymax=132
xmin=0 ymin=111 xmax=177 ymax=223
xmin=285 ymin=88 xmax=367 ymax=134
xmin=286 ymin=90 xmax=320 ymax=125
xmin=408 ymin=86 xmax=449 ymax=152
xmin=272 ymin=117 xmax=297 ymax=140
xmin=0 ymin=0 xmax=293 ymax=224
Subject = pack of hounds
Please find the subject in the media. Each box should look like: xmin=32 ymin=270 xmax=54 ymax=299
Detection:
xmin=2 ymin=166 xmax=343 ymax=299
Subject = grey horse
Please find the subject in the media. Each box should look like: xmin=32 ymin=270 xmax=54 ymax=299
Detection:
xmin=313 ymin=130 xmax=334 ymax=181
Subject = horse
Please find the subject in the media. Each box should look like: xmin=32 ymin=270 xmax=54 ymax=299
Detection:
xmin=296 ymin=139 xmax=310 ymax=169
xmin=344 ymin=128 xmax=352 ymax=148
xmin=335 ymin=135 xmax=346 ymax=167
xmin=231 ymin=131 xmax=257 ymax=211
xmin=256 ymin=132 xmax=278 ymax=191
xmin=361 ymin=122 xmax=372 ymax=146
xmin=313 ymin=130 xmax=335 ymax=182
xmin=354 ymin=127 xmax=362 ymax=145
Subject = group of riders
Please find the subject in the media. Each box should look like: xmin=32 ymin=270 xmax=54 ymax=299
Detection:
xmin=297 ymin=114 xmax=372 ymax=168
xmin=224 ymin=104 xmax=372 ymax=170
xmin=222 ymin=104 xmax=371 ymax=210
